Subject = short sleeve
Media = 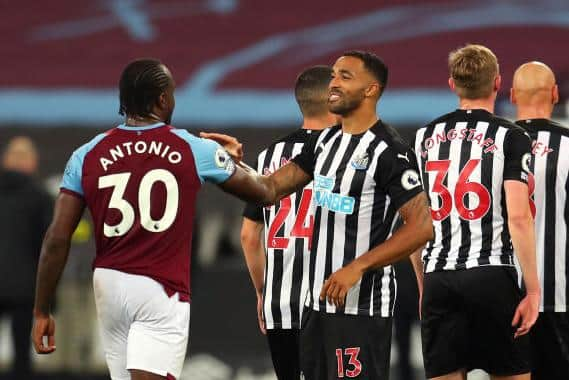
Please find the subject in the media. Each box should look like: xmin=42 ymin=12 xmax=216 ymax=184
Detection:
xmin=503 ymin=128 xmax=532 ymax=184
xmin=291 ymin=131 xmax=319 ymax=178
xmin=172 ymin=130 xmax=236 ymax=184
xmin=60 ymin=151 xmax=85 ymax=197
xmin=243 ymin=203 xmax=264 ymax=222
xmin=242 ymin=155 xmax=264 ymax=222
xmin=60 ymin=132 xmax=107 ymax=198
xmin=375 ymin=146 xmax=424 ymax=211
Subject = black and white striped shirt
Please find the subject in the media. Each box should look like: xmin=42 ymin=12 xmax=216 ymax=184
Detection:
xmin=293 ymin=121 xmax=423 ymax=317
xmin=517 ymin=118 xmax=569 ymax=313
xmin=244 ymin=129 xmax=316 ymax=329
xmin=415 ymin=109 xmax=532 ymax=273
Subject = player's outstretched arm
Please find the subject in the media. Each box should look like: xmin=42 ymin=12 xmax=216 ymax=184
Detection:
xmin=504 ymin=180 xmax=540 ymax=338
xmin=32 ymin=193 xmax=84 ymax=354
xmin=321 ymin=192 xmax=433 ymax=308
xmin=202 ymin=131 xmax=314 ymax=204
xmin=219 ymin=161 xmax=311 ymax=206
xmin=240 ymin=217 xmax=266 ymax=334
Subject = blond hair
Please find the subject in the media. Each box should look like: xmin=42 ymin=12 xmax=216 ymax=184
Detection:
xmin=448 ymin=44 xmax=499 ymax=99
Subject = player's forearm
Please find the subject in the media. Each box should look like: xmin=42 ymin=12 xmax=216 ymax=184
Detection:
xmin=240 ymin=231 xmax=266 ymax=294
xmin=350 ymin=220 xmax=433 ymax=274
xmin=409 ymin=247 xmax=425 ymax=293
xmin=33 ymin=229 xmax=71 ymax=317
xmin=509 ymin=214 xmax=540 ymax=294
xmin=240 ymin=219 xmax=266 ymax=294
xmin=222 ymin=163 xmax=279 ymax=205
xmin=243 ymin=246 xmax=265 ymax=295
xmin=230 ymin=161 xmax=310 ymax=206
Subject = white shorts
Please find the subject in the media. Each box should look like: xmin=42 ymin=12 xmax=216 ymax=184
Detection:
xmin=93 ymin=268 xmax=190 ymax=380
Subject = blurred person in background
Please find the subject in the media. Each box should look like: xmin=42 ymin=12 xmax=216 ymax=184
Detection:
xmin=0 ymin=136 xmax=52 ymax=378
xmin=240 ymin=65 xmax=338 ymax=380
xmin=511 ymin=61 xmax=569 ymax=380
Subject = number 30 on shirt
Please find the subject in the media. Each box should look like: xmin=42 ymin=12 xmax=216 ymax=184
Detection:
xmin=98 ymin=169 xmax=179 ymax=237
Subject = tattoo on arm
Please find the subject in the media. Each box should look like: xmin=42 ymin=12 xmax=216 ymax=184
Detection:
xmin=399 ymin=192 xmax=432 ymax=230
xmin=221 ymin=161 xmax=311 ymax=205
xmin=270 ymin=162 xmax=312 ymax=202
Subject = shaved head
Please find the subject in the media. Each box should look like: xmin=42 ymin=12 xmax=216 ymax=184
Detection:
xmin=513 ymin=61 xmax=555 ymax=93
xmin=512 ymin=61 xmax=558 ymax=108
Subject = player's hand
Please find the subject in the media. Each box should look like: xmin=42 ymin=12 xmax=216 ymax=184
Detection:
xmin=32 ymin=313 xmax=56 ymax=354
xmin=256 ymin=293 xmax=266 ymax=335
xmin=512 ymin=291 xmax=540 ymax=338
xmin=320 ymin=264 xmax=363 ymax=308
xmin=200 ymin=132 xmax=243 ymax=163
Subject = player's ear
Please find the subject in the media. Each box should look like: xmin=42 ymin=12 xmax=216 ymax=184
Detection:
xmin=552 ymin=84 xmax=559 ymax=105
xmin=494 ymin=75 xmax=501 ymax=92
xmin=448 ymin=78 xmax=455 ymax=92
xmin=510 ymin=87 xmax=516 ymax=105
xmin=158 ymin=92 xmax=168 ymax=109
xmin=365 ymin=82 xmax=380 ymax=98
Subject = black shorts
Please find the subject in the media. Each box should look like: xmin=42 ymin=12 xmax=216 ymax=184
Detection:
xmin=266 ymin=329 xmax=300 ymax=380
xmin=300 ymin=307 xmax=392 ymax=380
xmin=421 ymin=266 xmax=530 ymax=378
xmin=530 ymin=311 xmax=569 ymax=380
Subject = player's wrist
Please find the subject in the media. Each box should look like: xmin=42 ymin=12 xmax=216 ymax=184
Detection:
xmin=33 ymin=307 xmax=50 ymax=318
xmin=349 ymin=260 xmax=367 ymax=276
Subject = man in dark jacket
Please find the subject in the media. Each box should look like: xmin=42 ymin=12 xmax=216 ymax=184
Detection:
xmin=0 ymin=136 xmax=52 ymax=377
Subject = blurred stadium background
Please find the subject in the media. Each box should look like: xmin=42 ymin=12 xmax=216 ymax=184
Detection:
xmin=1 ymin=0 xmax=568 ymax=379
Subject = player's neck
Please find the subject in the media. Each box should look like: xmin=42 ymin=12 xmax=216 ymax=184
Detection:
xmin=341 ymin=108 xmax=378 ymax=135
xmin=458 ymin=98 xmax=495 ymax=114
xmin=302 ymin=115 xmax=338 ymax=130
xmin=516 ymin=106 xmax=553 ymax=121
xmin=125 ymin=113 xmax=164 ymax=127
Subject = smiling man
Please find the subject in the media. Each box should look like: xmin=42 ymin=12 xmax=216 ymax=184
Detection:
xmin=203 ymin=50 xmax=433 ymax=380
xmin=292 ymin=51 xmax=433 ymax=379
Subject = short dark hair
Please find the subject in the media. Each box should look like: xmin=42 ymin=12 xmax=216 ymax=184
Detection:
xmin=342 ymin=50 xmax=388 ymax=96
xmin=294 ymin=65 xmax=333 ymax=117
xmin=119 ymin=59 xmax=171 ymax=117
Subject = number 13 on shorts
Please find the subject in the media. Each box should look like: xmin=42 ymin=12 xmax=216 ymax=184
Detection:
xmin=335 ymin=347 xmax=362 ymax=378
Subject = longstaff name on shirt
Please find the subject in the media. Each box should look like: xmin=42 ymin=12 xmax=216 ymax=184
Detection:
xmin=99 ymin=140 xmax=183 ymax=171
xmin=532 ymin=140 xmax=554 ymax=157
xmin=263 ymin=157 xmax=290 ymax=176
xmin=419 ymin=127 xmax=498 ymax=158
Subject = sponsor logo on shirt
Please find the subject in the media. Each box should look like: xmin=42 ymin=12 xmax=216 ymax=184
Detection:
xmin=397 ymin=152 xmax=410 ymax=162
xmin=350 ymin=152 xmax=369 ymax=170
xmin=313 ymin=174 xmax=355 ymax=214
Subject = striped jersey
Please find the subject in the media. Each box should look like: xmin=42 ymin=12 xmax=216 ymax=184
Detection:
xmin=517 ymin=118 xmax=569 ymax=312
xmin=415 ymin=109 xmax=532 ymax=273
xmin=243 ymin=129 xmax=317 ymax=329
xmin=292 ymin=121 xmax=423 ymax=317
